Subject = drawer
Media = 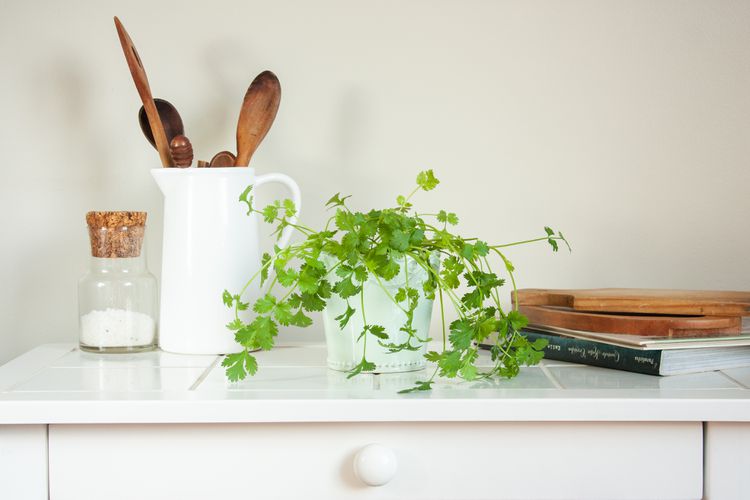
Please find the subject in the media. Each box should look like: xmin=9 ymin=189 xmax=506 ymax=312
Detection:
xmin=49 ymin=422 xmax=702 ymax=500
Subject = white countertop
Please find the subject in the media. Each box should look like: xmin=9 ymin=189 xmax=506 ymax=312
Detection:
xmin=1 ymin=343 xmax=750 ymax=424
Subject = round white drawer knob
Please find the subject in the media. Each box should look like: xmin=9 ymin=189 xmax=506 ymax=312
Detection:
xmin=353 ymin=443 xmax=398 ymax=486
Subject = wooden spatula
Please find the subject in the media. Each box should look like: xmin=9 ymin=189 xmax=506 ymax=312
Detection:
xmin=234 ymin=70 xmax=281 ymax=167
xmin=114 ymin=16 xmax=174 ymax=167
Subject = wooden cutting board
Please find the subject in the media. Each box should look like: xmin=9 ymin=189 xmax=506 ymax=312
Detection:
xmin=519 ymin=305 xmax=743 ymax=337
xmin=515 ymin=288 xmax=750 ymax=316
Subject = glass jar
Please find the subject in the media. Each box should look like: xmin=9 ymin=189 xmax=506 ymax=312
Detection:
xmin=78 ymin=211 xmax=158 ymax=352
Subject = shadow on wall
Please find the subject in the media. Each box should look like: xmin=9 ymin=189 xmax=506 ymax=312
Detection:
xmin=32 ymin=52 xmax=108 ymax=187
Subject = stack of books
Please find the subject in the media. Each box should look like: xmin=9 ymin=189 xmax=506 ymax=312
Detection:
xmin=517 ymin=322 xmax=750 ymax=375
xmin=487 ymin=288 xmax=750 ymax=376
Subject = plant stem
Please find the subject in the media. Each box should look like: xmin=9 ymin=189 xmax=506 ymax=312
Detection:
xmin=360 ymin=287 xmax=368 ymax=362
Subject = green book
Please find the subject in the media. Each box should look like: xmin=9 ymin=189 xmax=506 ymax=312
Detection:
xmin=481 ymin=329 xmax=750 ymax=376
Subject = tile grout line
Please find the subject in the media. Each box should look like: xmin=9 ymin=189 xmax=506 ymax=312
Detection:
xmin=189 ymin=356 xmax=222 ymax=391
xmin=3 ymin=347 xmax=77 ymax=394
xmin=717 ymin=370 xmax=747 ymax=389
xmin=540 ymin=364 xmax=565 ymax=389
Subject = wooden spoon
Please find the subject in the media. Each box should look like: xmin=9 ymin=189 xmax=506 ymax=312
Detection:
xmin=139 ymin=99 xmax=192 ymax=167
xmin=114 ymin=16 xmax=174 ymax=167
xmin=138 ymin=98 xmax=184 ymax=148
xmin=234 ymin=70 xmax=281 ymax=167
xmin=210 ymin=151 xmax=237 ymax=168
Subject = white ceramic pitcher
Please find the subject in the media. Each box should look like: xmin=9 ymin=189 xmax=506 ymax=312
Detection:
xmin=151 ymin=167 xmax=301 ymax=354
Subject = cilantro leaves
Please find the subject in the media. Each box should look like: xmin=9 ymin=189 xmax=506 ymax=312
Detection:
xmin=223 ymin=171 xmax=568 ymax=392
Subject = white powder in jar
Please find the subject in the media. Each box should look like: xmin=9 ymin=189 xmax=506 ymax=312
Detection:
xmin=80 ymin=308 xmax=156 ymax=347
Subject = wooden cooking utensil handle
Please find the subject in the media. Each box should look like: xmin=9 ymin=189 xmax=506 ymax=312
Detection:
xmin=114 ymin=17 xmax=174 ymax=167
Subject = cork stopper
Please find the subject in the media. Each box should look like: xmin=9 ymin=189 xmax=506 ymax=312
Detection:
xmin=86 ymin=211 xmax=147 ymax=258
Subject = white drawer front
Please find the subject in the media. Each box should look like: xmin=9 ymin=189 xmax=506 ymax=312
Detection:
xmin=49 ymin=422 xmax=701 ymax=500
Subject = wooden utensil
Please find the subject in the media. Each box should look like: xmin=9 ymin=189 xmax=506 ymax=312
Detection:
xmin=515 ymin=289 xmax=750 ymax=316
xmin=138 ymin=98 xmax=184 ymax=148
xmin=209 ymin=151 xmax=237 ymax=168
xmin=169 ymin=135 xmax=193 ymax=167
xmin=114 ymin=16 xmax=174 ymax=167
xmin=519 ymin=305 xmax=743 ymax=338
xmin=234 ymin=70 xmax=281 ymax=167
xmin=139 ymin=99 xmax=192 ymax=167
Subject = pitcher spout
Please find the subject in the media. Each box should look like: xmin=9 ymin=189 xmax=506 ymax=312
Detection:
xmin=151 ymin=169 xmax=176 ymax=196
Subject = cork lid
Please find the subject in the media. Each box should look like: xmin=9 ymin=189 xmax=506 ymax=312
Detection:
xmin=86 ymin=211 xmax=147 ymax=258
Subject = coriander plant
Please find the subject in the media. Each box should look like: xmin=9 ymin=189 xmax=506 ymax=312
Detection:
xmin=222 ymin=170 xmax=569 ymax=392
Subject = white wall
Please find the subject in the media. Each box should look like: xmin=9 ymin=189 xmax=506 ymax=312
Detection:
xmin=1 ymin=0 xmax=749 ymax=365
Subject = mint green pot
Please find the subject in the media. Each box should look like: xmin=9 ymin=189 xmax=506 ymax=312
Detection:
xmin=322 ymin=256 xmax=438 ymax=373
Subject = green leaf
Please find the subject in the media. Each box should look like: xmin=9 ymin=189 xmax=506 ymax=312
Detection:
xmin=544 ymin=226 xmax=554 ymax=236
xmin=260 ymin=252 xmax=272 ymax=286
xmin=376 ymin=257 xmax=401 ymax=281
xmin=398 ymin=380 xmax=433 ymax=393
xmin=437 ymin=210 xmax=459 ymax=225
xmin=262 ymin=204 xmax=279 ymax=223
xmin=461 ymin=289 xmax=483 ymax=309
xmin=460 ymin=363 xmax=478 ymax=381
xmin=449 ymin=319 xmax=474 ymax=350
xmin=353 ymin=266 xmax=369 ymax=283
xmin=335 ymin=264 xmax=353 ymax=278
xmin=396 ymin=195 xmax=412 ymax=210
xmin=223 ymin=350 xmax=258 ymax=381
xmin=437 ymin=350 xmax=462 ymax=378
xmin=326 ymin=193 xmax=351 ymax=208
xmin=222 ymin=290 xmax=234 ymax=308
xmin=276 ymin=267 xmax=299 ymax=287
xmin=226 ymin=318 xmax=244 ymax=331
xmin=253 ymin=294 xmax=277 ymax=314
xmin=252 ymin=316 xmax=279 ymax=350
xmin=531 ymin=338 xmax=549 ymax=350
xmin=389 ymin=230 xmax=410 ymax=251
xmin=239 ymin=185 xmax=253 ymax=215
xmin=368 ymin=325 xmax=388 ymax=340
xmin=474 ymin=240 xmax=489 ymax=257
xmin=547 ymin=238 xmax=559 ymax=252
xmin=300 ymin=292 xmax=326 ymax=312
xmin=290 ymin=309 xmax=313 ymax=327
xmin=283 ymin=199 xmax=296 ymax=217
xmin=274 ymin=301 xmax=294 ymax=326
xmin=334 ymin=304 xmax=356 ymax=329
xmin=425 ymin=351 xmax=442 ymax=362
xmin=298 ymin=269 xmax=321 ymax=294
xmin=508 ymin=310 xmax=529 ymax=332
xmin=234 ymin=324 xmax=255 ymax=345
xmin=416 ymin=170 xmax=440 ymax=191
xmin=346 ymin=358 xmax=377 ymax=378
xmin=334 ymin=277 xmax=361 ymax=299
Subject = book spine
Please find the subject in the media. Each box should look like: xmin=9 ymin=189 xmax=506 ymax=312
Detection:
xmin=482 ymin=330 xmax=664 ymax=376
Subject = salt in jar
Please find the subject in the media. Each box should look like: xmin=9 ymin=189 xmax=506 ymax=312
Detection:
xmin=78 ymin=211 xmax=157 ymax=352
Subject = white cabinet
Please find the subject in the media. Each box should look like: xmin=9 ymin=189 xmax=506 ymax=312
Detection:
xmin=2 ymin=344 xmax=750 ymax=500
xmin=0 ymin=425 xmax=47 ymax=500
xmin=49 ymin=422 xmax=702 ymax=500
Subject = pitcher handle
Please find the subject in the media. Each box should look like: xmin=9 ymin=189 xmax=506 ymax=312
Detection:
xmin=254 ymin=173 xmax=302 ymax=249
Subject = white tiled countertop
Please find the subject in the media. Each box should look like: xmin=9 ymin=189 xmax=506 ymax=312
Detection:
xmin=1 ymin=343 xmax=750 ymax=424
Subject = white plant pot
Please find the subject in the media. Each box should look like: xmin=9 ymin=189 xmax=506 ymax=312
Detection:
xmin=322 ymin=256 xmax=438 ymax=373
